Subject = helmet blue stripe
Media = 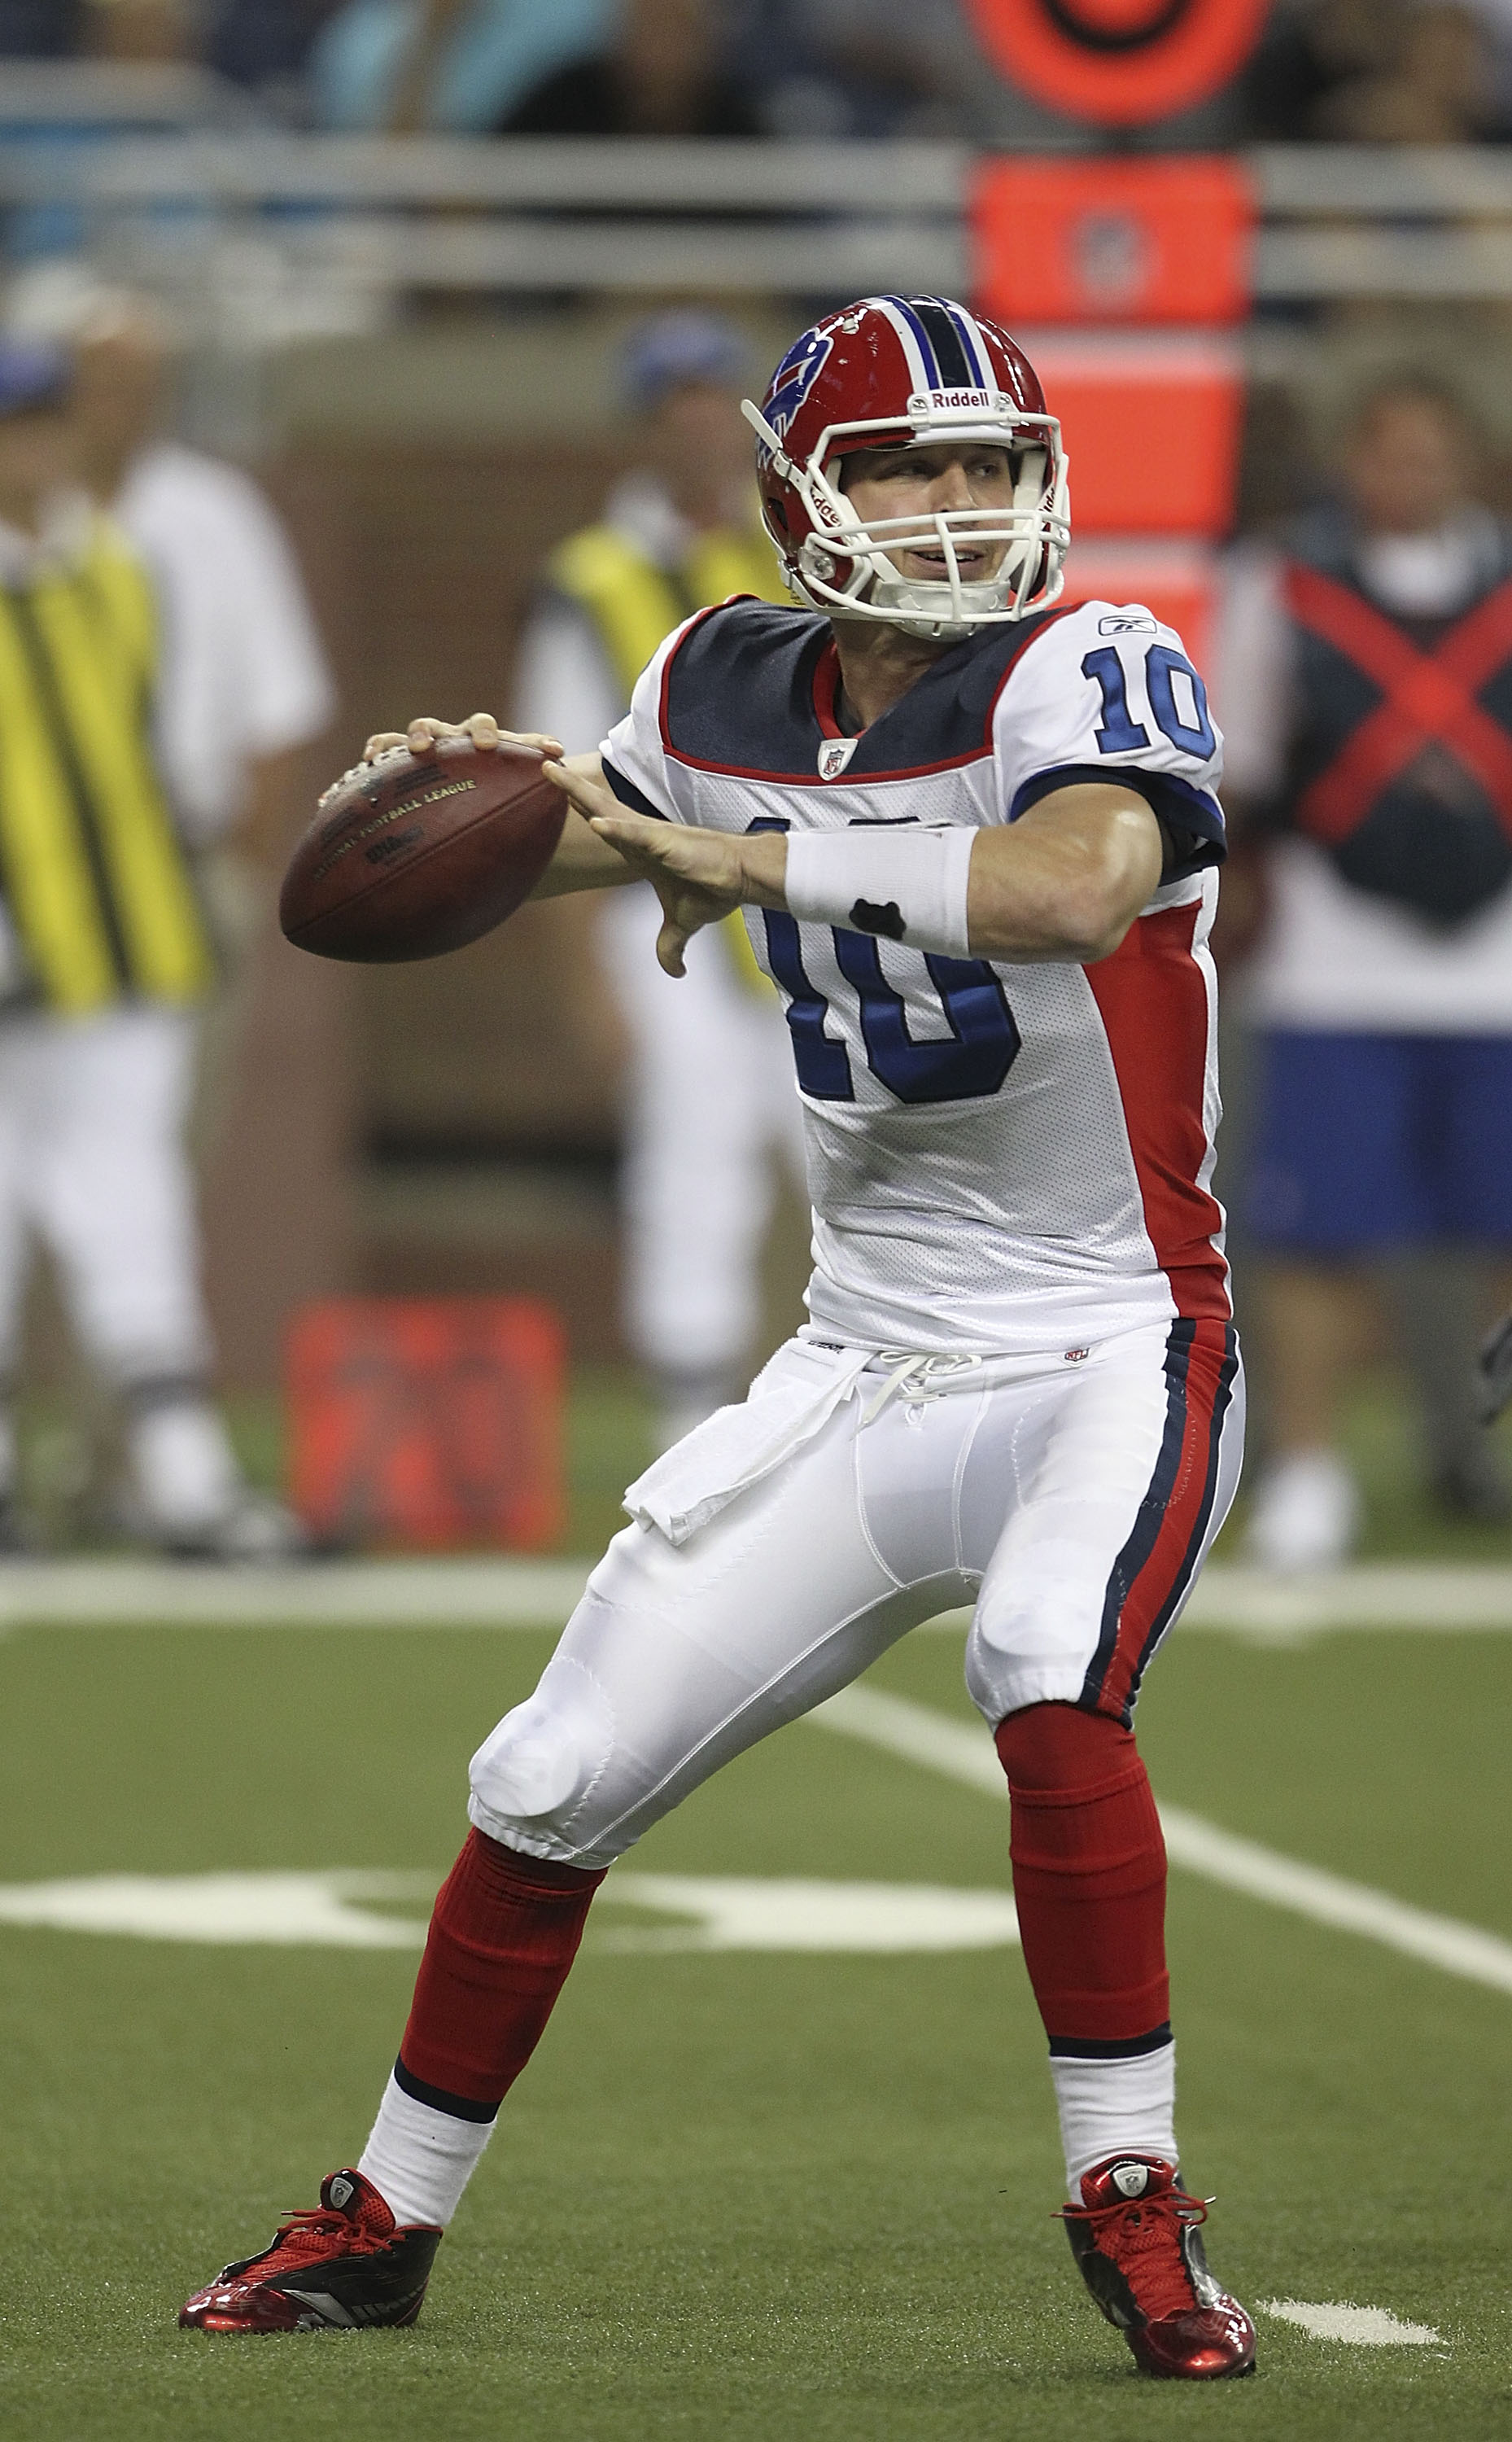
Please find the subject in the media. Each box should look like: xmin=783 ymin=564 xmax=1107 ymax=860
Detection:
xmin=943 ymin=302 xmax=990 ymax=389
xmin=885 ymin=295 xmax=942 ymax=389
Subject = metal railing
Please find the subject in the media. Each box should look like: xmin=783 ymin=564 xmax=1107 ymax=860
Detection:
xmin=3 ymin=63 xmax=1512 ymax=319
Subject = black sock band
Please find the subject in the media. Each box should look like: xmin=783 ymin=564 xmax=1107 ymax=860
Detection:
xmin=393 ymin=2052 xmax=500 ymax=2125
xmin=1047 ymin=2021 xmax=1173 ymax=2060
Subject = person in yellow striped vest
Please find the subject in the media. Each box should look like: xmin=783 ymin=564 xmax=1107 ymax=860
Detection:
xmin=0 ymin=338 xmax=294 ymax=1556
xmin=515 ymin=314 xmax=806 ymax=1446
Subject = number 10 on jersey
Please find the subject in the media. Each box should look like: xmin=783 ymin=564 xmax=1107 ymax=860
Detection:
xmin=749 ymin=818 xmax=1021 ymax=1107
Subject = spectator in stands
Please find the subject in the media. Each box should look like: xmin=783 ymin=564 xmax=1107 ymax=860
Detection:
xmin=207 ymin=2 xmax=346 ymax=94
xmin=0 ymin=2 xmax=83 ymax=51
xmin=1 ymin=270 xmax=336 ymax=1554
xmin=1219 ymin=376 xmax=1512 ymax=1569
xmin=502 ymin=0 xmax=758 ymax=135
xmin=513 ymin=313 xmax=805 ymax=1450
xmin=79 ymin=0 xmax=202 ymax=59
xmin=311 ymin=0 xmax=614 ymax=132
xmin=728 ymin=0 xmax=1008 ymax=140
xmin=1248 ymin=1 xmax=1502 ymax=142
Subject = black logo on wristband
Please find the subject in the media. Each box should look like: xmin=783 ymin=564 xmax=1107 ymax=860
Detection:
xmin=850 ymin=897 xmax=907 ymax=940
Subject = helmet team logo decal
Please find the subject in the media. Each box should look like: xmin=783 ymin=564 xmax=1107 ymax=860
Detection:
xmin=817 ymin=738 xmax=859 ymax=780
xmin=762 ymin=326 xmax=835 ymax=459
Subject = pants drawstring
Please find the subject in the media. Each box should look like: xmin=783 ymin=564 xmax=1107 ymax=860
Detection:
xmin=860 ymin=1350 xmax=983 ymax=1427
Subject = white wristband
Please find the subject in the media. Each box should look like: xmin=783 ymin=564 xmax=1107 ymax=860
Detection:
xmin=783 ymin=826 xmax=976 ymax=958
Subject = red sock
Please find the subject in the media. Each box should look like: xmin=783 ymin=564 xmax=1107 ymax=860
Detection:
xmin=395 ymin=1829 xmax=605 ymax=2116
xmin=995 ymin=1703 xmax=1169 ymax=2047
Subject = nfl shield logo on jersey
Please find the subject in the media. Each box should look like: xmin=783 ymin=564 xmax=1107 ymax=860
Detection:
xmin=817 ymin=737 xmax=859 ymax=780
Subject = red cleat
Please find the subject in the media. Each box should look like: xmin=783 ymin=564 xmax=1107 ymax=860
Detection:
xmin=1060 ymin=2155 xmax=1256 ymax=2379
xmin=179 ymin=2170 xmax=441 ymax=2334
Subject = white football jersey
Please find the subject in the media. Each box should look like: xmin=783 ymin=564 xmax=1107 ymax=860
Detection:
xmin=603 ymin=597 xmax=1229 ymax=1357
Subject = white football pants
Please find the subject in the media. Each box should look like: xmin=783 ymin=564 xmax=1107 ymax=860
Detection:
xmin=600 ymin=890 xmax=806 ymax=1386
xmin=470 ymin=1321 xmax=1244 ymax=1871
xmin=0 ymin=1005 xmax=214 ymax=1389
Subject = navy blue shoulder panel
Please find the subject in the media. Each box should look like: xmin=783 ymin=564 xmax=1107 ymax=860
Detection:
xmin=662 ymin=602 xmax=829 ymax=775
xmin=661 ymin=597 xmax=1070 ymax=781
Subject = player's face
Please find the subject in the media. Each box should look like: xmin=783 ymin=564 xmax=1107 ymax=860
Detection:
xmin=838 ymin=442 xmax=1017 ymax=584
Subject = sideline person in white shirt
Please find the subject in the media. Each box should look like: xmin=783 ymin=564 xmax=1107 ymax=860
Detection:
xmin=1217 ymin=378 xmax=1512 ymax=1569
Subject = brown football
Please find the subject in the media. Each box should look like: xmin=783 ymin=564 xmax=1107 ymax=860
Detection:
xmin=280 ymin=737 xmax=566 ymax=963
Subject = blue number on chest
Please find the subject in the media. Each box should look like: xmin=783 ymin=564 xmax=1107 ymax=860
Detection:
xmin=750 ymin=819 xmax=1020 ymax=1105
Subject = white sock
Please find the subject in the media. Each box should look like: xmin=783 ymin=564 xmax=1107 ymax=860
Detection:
xmin=357 ymin=2072 xmax=496 ymax=2230
xmin=1050 ymin=2041 xmax=1178 ymax=2198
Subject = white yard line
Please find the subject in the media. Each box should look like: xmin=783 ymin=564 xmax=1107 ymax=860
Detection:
xmin=813 ymin=1683 xmax=1512 ymax=1997
xmin=1 ymin=1556 xmax=1508 ymax=1635
xmin=1260 ymin=2300 xmax=1443 ymax=2346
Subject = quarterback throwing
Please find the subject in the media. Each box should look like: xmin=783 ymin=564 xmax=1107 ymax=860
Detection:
xmin=183 ymin=296 xmax=1255 ymax=2379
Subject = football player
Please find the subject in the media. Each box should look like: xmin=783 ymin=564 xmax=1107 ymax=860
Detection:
xmin=182 ymin=298 xmax=1255 ymax=2379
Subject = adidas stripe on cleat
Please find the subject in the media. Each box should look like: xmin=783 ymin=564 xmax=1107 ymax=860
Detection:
xmin=179 ymin=2169 xmax=441 ymax=2334
xmin=1060 ymin=2154 xmax=1256 ymax=2380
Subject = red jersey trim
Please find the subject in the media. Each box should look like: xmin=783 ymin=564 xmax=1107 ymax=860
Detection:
xmin=1084 ymin=900 xmax=1230 ymax=1322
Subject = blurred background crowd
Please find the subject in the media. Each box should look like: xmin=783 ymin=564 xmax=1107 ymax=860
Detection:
xmin=7 ymin=0 xmax=1512 ymax=145
xmin=0 ymin=0 xmax=1509 ymax=1569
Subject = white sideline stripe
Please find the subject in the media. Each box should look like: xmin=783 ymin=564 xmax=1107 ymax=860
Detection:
xmin=0 ymin=1556 xmax=592 ymax=1627
xmin=1180 ymin=1561 xmax=1512 ymax=1642
xmin=813 ymin=1685 xmax=1512 ymax=1997
xmin=920 ymin=1563 xmax=1512 ymax=1643
xmin=0 ymin=1557 xmax=1507 ymax=1634
xmin=1261 ymin=2300 xmax=1443 ymax=2347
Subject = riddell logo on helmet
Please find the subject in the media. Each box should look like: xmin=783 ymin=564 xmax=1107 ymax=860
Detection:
xmin=911 ymin=388 xmax=995 ymax=412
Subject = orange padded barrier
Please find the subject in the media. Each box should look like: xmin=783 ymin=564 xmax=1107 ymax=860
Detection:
xmin=286 ymin=1297 xmax=566 ymax=1551
xmin=1025 ymin=335 xmax=1243 ymax=537
xmin=970 ymin=157 xmax=1253 ymax=326
xmin=964 ymin=0 xmax=1269 ymax=127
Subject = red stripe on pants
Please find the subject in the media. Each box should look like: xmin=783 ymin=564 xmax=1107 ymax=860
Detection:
xmin=1097 ymin=1316 xmax=1236 ymax=1726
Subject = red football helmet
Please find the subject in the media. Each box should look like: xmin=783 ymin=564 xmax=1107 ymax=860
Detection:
xmin=743 ymin=295 xmax=1069 ymax=638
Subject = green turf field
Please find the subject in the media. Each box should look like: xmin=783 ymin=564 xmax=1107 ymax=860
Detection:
xmin=2 ymin=1595 xmax=1509 ymax=2441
